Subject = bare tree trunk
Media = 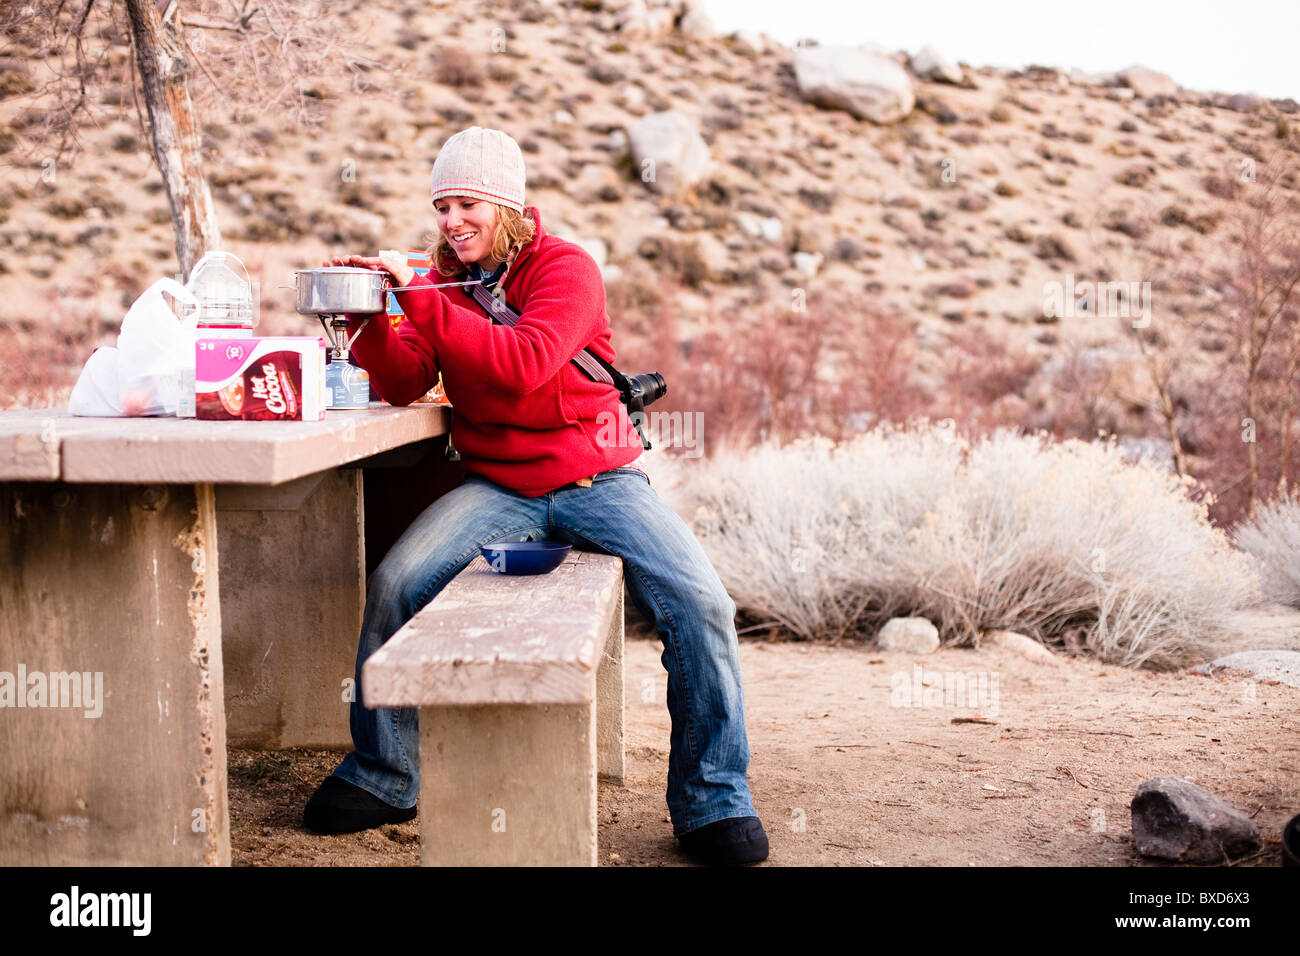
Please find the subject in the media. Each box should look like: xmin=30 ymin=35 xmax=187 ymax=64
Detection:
xmin=1277 ymin=347 xmax=1298 ymax=499
xmin=1157 ymin=384 xmax=1187 ymax=479
xmin=1246 ymin=363 xmax=1259 ymax=517
xmin=1132 ymin=328 xmax=1187 ymax=478
xmin=124 ymin=0 xmax=221 ymax=281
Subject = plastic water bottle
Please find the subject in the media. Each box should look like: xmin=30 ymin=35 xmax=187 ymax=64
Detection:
xmin=179 ymin=252 xmax=256 ymax=417
xmin=188 ymin=252 xmax=255 ymax=335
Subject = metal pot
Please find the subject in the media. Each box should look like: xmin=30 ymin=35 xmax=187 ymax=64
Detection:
xmin=290 ymin=267 xmax=486 ymax=315
xmin=292 ymin=267 xmax=390 ymax=315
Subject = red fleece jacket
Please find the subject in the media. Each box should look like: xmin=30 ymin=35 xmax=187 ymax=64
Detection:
xmin=346 ymin=206 xmax=644 ymax=497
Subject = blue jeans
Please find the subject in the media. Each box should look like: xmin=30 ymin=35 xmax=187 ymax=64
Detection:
xmin=331 ymin=465 xmax=757 ymax=835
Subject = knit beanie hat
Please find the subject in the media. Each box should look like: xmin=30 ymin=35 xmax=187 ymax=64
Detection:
xmin=429 ymin=127 xmax=526 ymax=212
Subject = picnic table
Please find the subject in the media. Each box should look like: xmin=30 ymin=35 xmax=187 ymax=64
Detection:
xmin=0 ymin=404 xmax=453 ymax=865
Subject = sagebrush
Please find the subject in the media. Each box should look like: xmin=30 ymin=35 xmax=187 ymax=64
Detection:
xmin=644 ymin=423 xmax=1260 ymax=669
xmin=1233 ymin=496 xmax=1300 ymax=607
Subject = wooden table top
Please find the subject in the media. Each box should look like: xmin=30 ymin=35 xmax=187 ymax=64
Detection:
xmin=0 ymin=404 xmax=451 ymax=484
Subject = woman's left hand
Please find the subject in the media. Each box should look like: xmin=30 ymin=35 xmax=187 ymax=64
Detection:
xmin=324 ymin=253 xmax=415 ymax=288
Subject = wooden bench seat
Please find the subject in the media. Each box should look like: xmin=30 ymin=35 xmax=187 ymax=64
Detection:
xmin=362 ymin=549 xmax=625 ymax=866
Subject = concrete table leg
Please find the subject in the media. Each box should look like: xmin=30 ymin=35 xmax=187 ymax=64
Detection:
xmin=0 ymin=481 xmax=229 ymax=865
xmin=217 ymin=468 xmax=363 ymax=749
xmin=418 ymin=702 xmax=597 ymax=866
xmin=596 ymin=588 xmax=625 ymax=785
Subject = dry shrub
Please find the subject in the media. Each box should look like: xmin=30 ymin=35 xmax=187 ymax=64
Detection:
xmin=434 ymin=48 xmax=485 ymax=87
xmin=1234 ymin=496 xmax=1300 ymax=605
xmin=620 ymin=287 xmax=922 ymax=452
xmin=933 ymin=326 xmax=1040 ymax=433
xmin=645 ymin=423 xmax=1260 ymax=668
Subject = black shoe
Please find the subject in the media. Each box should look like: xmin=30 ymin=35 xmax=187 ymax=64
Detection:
xmin=677 ymin=815 xmax=769 ymax=865
xmin=303 ymin=775 xmax=417 ymax=834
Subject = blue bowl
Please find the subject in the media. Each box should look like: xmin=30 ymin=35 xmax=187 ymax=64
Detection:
xmin=480 ymin=540 xmax=572 ymax=575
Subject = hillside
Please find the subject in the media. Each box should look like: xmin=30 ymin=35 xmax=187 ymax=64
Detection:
xmin=2 ymin=0 xmax=1297 ymax=440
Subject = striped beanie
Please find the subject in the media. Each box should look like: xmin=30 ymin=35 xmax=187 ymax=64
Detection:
xmin=429 ymin=127 xmax=526 ymax=212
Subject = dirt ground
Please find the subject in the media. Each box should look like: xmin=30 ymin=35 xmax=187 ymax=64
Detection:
xmin=228 ymin=605 xmax=1300 ymax=867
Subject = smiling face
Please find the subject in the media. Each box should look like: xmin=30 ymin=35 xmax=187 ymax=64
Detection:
xmin=433 ymin=196 xmax=501 ymax=269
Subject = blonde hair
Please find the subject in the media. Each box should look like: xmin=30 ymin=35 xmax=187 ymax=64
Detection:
xmin=426 ymin=202 xmax=537 ymax=287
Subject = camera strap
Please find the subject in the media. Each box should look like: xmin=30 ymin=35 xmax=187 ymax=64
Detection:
xmin=466 ymin=281 xmax=651 ymax=450
xmin=468 ymin=281 xmax=618 ymax=388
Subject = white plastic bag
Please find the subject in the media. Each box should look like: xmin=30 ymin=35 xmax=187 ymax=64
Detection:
xmin=69 ymin=277 xmax=198 ymax=417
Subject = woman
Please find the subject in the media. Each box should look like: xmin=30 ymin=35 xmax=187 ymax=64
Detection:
xmin=303 ymin=126 xmax=767 ymax=865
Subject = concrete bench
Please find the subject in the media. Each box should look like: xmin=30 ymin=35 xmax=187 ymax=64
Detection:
xmin=361 ymin=549 xmax=625 ymax=867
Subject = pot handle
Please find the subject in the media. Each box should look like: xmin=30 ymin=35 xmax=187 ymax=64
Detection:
xmin=386 ymin=279 xmax=484 ymax=291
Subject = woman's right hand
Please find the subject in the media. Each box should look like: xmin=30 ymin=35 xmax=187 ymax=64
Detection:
xmin=322 ymin=254 xmax=415 ymax=288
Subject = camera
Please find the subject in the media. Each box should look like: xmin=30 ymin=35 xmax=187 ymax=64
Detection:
xmin=621 ymin=371 xmax=667 ymax=416
xmin=617 ymin=371 xmax=666 ymax=450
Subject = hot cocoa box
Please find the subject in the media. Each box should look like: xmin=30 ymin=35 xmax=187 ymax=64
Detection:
xmin=196 ymin=337 xmax=327 ymax=421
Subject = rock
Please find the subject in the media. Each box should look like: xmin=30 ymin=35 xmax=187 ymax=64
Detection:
xmin=690 ymin=232 xmax=730 ymax=280
xmin=612 ymin=0 xmax=674 ymax=38
xmin=1206 ymin=650 xmax=1300 ymax=689
xmin=587 ymin=59 xmax=626 ymax=85
xmin=1105 ymin=87 xmax=1136 ymax=102
xmin=792 ymin=251 xmax=822 ymax=278
xmin=877 ymin=617 xmax=940 ymax=654
xmin=1068 ymin=68 xmax=1116 ymax=86
xmin=1225 ymin=92 xmax=1264 ymax=112
xmin=678 ymin=8 xmax=714 ymax=40
xmin=1117 ymin=65 xmax=1179 ymax=99
xmin=910 ymin=45 xmax=963 ymax=85
xmin=1131 ymin=777 xmax=1261 ymax=863
xmin=617 ymin=84 xmax=645 ymax=109
xmin=792 ymin=45 xmax=915 ymax=124
xmin=735 ymin=212 xmax=783 ymax=241
xmin=607 ymin=0 xmax=648 ymax=37
xmin=980 ymin=629 xmax=1059 ymax=664
xmin=565 ymin=163 xmax=624 ymax=203
xmin=735 ymin=212 xmax=763 ymax=238
xmin=627 ymin=110 xmax=713 ymax=196
xmin=644 ymin=8 xmax=676 ymax=34
xmin=552 ymin=109 xmax=575 ymax=125
xmin=731 ymin=30 xmax=768 ymax=55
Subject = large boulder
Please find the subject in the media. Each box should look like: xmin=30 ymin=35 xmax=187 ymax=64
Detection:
xmin=730 ymin=30 xmax=769 ymax=56
xmin=793 ymin=44 xmax=915 ymax=124
xmin=1225 ymin=92 xmax=1264 ymax=112
xmin=1117 ymin=65 xmax=1179 ymax=98
xmin=627 ymin=110 xmax=713 ymax=196
xmin=910 ymin=45 xmax=964 ymax=85
xmin=678 ymin=7 xmax=714 ymax=40
xmin=598 ymin=0 xmax=674 ymax=38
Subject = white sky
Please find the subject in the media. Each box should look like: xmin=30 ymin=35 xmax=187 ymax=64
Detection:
xmin=700 ymin=0 xmax=1300 ymax=100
